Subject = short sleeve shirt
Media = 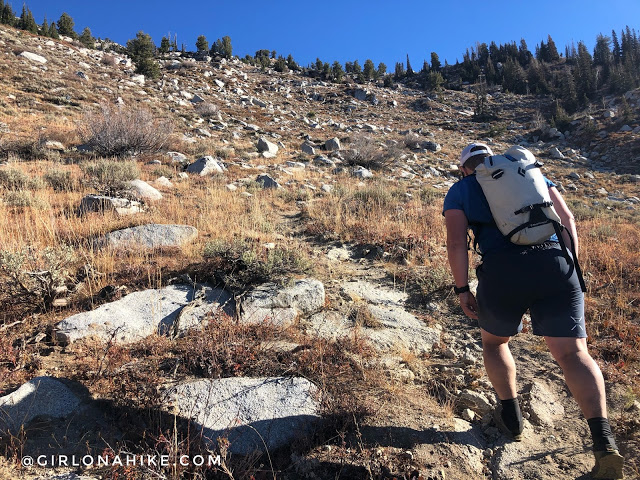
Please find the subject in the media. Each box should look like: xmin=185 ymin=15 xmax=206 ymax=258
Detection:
xmin=442 ymin=174 xmax=557 ymax=255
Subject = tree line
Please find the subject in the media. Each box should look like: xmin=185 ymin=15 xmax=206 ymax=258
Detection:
xmin=0 ymin=2 xmax=95 ymax=48
xmin=2 ymin=1 xmax=638 ymax=113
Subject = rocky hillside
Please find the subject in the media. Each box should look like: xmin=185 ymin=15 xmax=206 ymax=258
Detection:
xmin=0 ymin=24 xmax=639 ymax=480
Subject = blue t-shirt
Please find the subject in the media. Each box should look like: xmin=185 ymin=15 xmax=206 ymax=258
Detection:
xmin=442 ymin=174 xmax=557 ymax=255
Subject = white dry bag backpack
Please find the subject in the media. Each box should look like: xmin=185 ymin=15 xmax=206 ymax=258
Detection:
xmin=475 ymin=145 xmax=560 ymax=245
xmin=475 ymin=145 xmax=586 ymax=291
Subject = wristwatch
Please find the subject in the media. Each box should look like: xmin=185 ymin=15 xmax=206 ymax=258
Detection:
xmin=454 ymin=285 xmax=470 ymax=294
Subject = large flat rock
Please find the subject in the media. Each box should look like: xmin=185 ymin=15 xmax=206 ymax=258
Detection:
xmin=98 ymin=224 xmax=197 ymax=249
xmin=55 ymin=284 xmax=234 ymax=345
xmin=0 ymin=377 xmax=84 ymax=435
xmin=240 ymin=279 xmax=325 ymax=326
xmin=164 ymin=377 xmax=320 ymax=455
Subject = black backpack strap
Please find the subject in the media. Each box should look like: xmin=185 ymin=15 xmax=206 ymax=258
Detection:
xmin=551 ymin=221 xmax=587 ymax=292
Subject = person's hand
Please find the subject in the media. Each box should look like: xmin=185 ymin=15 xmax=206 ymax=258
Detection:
xmin=459 ymin=291 xmax=478 ymax=320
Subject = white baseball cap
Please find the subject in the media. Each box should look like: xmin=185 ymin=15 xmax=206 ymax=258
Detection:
xmin=459 ymin=142 xmax=494 ymax=166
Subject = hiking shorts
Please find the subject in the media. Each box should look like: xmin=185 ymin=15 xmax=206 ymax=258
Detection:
xmin=475 ymin=242 xmax=586 ymax=338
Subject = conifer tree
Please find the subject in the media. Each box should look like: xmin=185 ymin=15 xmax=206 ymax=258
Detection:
xmin=611 ymin=30 xmax=621 ymax=64
xmin=421 ymin=60 xmax=429 ymax=74
xmin=1 ymin=3 xmax=15 ymax=26
xmin=57 ymin=12 xmax=75 ymax=38
xmin=210 ymin=36 xmax=232 ymax=59
xmin=558 ymin=72 xmax=578 ymax=113
xmin=377 ymin=62 xmax=387 ymax=77
xmin=502 ymin=59 xmax=527 ymax=93
xmin=352 ymin=59 xmax=361 ymax=75
xmin=126 ymin=31 xmax=159 ymax=79
xmin=196 ymin=35 xmax=208 ymax=52
xmin=406 ymin=54 xmax=414 ymax=76
xmin=41 ymin=16 xmax=49 ymax=36
xmin=286 ymin=54 xmax=298 ymax=71
xmin=593 ymin=34 xmax=612 ymax=85
xmin=546 ymin=35 xmax=560 ymax=62
xmin=518 ymin=39 xmax=531 ymax=67
xmin=430 ymin=52 xmax=441 ymax=71
xmin=394 ymin=62 xmax=405 ymax=80
xmin=48 ymin=22 xmax=59 ymax=39
xmin=363 ymin=59 xmax=375 ymax=81
xmin=79 ymin=27 xmax=95 ymax=48
xmin=159 ymin=36 xmax=170 ymax=54
xmin=19 ymin=5 xmax=38 ymax=34
xmin=274 ymin=55 xmax=287 ymax=72
xmin=332 ymin=61 xmax=344 ymax=82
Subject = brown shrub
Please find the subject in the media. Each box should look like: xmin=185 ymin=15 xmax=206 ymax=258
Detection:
xmin=77 ymin=104 xmax=173 ymax=157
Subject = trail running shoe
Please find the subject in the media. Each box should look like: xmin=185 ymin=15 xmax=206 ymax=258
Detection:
xmin=591 ymin=447 xmax=624 ymax=479
xmin=492 ymin=404 xmax=523 ymax=442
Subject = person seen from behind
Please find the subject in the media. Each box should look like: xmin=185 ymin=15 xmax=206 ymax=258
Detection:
xmin=442 ymin=142 xmax=624 ymax=479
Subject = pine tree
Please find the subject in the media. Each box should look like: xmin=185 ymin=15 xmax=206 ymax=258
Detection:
xmin=430 ymin=52 xmax=441 ymax=71
xmin=159 ymin=36 xmax=170 ymax=54
xmin=287 ymin=54 xmax=299 ymax=71
xmin=406 ymin=54 xmax=413 ymax=76
xmin=57 ymin=12 xmax=75 ymax=38
xmin=377 ymin=62 xmax=387 ymax=77
xmin=332 ymin=61 xmax=344 ymax=82
xmin=274 ymin=56 xmax=287 ymax=73
xmin=518 ymin=39 xmax=531 ymax=67
xmin=126 ymin=31 xmax=159 ymax=79
xmin=363 ymin=59 xmax=375 ymax=81
xmin=48 ymin=22 xmax=59 ymax=39
xmin=594 ymin=34 xmax=612 ymax=86
xmin=394 ymin=62 xmax=405 ymax=80
xmin=79 ymin=27 xmax=95 ymax=48
xmin=19 ymin=5 xmax=38 ymax=34
xmin=210 ymin=36 xmax=232 ymax=59
xmin=1 ymin=3 xmax=15 ymax=26
xmin=40 ymin=16 xmax=49 ymax=36
xmin=611 ymin=30 xmax=621 ymax=64
xmin=502 ymin=59 xmax=527 ymax=93
xmin=547 ymin=35 xmax=560 ymax=62
xmin=421 ymin=60 xmax=429 ymax=74
xmin=352 ymin=59 xmax=362 ymax=76
xmin=558 ymin=72 xmax=578 ymax=113
xmin=574 ymin=41 xmax=596 ymax=102
xmin=196 ymin=35 xmax=208 ymax=52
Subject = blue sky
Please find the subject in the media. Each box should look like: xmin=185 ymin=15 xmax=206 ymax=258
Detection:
xmin=13 ymin=1 xmax=640 ymax=68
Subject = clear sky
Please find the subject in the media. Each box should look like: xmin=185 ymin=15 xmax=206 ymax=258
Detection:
xmin=13 ymin=0 xmax=640 ymax=68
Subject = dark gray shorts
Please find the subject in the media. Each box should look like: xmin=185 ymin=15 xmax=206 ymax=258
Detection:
xmin=475 ymin=243 xmax=586 ymax=338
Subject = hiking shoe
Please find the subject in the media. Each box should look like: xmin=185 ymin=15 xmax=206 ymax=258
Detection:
xmin=492 ymin=404 xmax=523 ymax=441
xmin=591 ymin=447 xmax=624 ymax=479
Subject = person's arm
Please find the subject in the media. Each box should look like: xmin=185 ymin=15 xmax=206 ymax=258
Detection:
xmin=445 ymin=209 xmax=478 ymax=319
xmin=549 ymin=186 xmax=579 ymax=259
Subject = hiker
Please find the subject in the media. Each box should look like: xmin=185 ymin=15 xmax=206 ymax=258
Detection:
xmin=442 ymin=143 xmax=624 ymax=479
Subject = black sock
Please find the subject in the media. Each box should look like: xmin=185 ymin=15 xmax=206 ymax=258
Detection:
xmin=587 ymin=417 xmax=618 ymax=451
xmin=501 ymin=398 xmax=523 ymax=434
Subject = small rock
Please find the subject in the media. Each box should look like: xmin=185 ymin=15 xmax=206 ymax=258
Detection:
xmin=256 ymin=173 xmax=281 ymax=189
xmin=186 ymin=156 xmax=226 ymax=175
xmin=257 ymin=137 xmax=278 ymax=155
xmin=325 ymin=137 xmax=341 ymax=151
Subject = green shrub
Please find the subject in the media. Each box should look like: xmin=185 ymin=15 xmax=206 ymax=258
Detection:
xmin=0 ymin=168 xmax=29 ymax=190
xmin=80 ymin=158 xmax=139 ymax=195
xmin=203 ymin=238 xmax=312 ymax=288
xmin=3 ymin=191 xmax=48 ymax=209
xmin=0 ymin=245 xmax=75 ymax=311
xmin=44 ymin=169 xmax=76 ymax=192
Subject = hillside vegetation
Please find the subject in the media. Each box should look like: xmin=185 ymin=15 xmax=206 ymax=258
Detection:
xmin=0 ymin=21 xmax=639 ymax=480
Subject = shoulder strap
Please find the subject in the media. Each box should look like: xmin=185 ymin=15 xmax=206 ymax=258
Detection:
xmin=551 ymin=221 xmax=587 ymax=292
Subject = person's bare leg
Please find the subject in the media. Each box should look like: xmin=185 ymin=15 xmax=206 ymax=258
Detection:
xmin=545 ymin=337 xmax=624 ymax=478
xmin=544 ymin=337 xmax=606 ymax=419
xmin=481 ymin=329 xmax=517 ymax=400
